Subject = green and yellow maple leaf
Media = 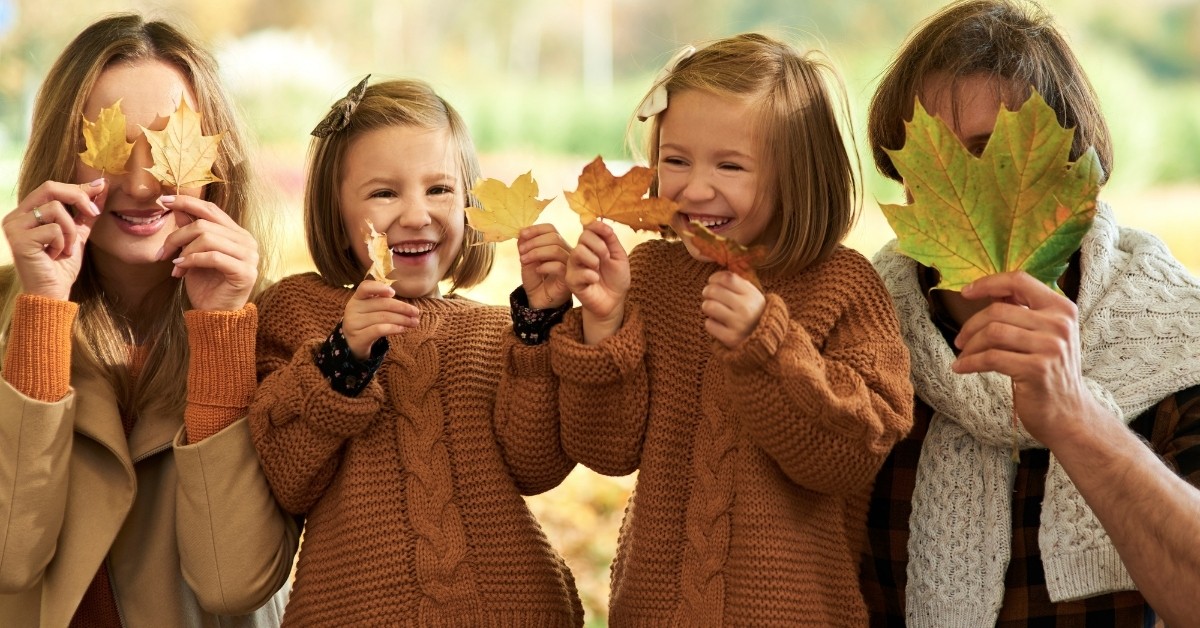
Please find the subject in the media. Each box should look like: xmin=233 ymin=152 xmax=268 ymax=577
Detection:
xmin=565 ymin=156 xmax=677 ymax=232
xmin=79 ymin=99 xmax=134 ymax=175
xmin=141 ymin=100 xmax=224 ymax=190
xmin=881 ymin=90 xmax=1100 ymax=292
xmin=466 ymin=172 xmax=554 ymax=243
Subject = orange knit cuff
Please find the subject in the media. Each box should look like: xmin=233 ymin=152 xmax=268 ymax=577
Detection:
xmin=2 ymin=294 xmax=77 ymax=402
xmin=183 ymin=303 xmax=257 ymax=443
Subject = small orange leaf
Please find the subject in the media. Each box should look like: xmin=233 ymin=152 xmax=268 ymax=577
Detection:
xmin=364 ymin=219 xmax=394 ymax=284
xmin=466 ymin=171 xmax=553 ymax=242
xmin=684 ymin=221 xmax=767 ymax=289
xmin=80 ymin=99 xmax=134 ymax=175
xmin=565 ymin=156 xmax=677 ymax=232
xmin=141 ymin=100 xmax=224 ymax=190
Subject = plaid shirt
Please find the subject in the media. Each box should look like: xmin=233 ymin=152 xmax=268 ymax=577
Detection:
xmin=860 ymin=275 xmax=1200 ymax=626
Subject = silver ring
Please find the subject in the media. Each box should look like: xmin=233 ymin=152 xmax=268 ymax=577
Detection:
xmin=31 ymin=207 xmax=46 ymax=225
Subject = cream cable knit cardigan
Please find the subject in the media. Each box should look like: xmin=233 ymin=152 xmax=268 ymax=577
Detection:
xmin=873 ymin=203 xmax=1200 ymax=627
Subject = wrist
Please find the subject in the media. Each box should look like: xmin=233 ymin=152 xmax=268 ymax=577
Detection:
xmin=582 ymin=305 xmax=624 ymax=345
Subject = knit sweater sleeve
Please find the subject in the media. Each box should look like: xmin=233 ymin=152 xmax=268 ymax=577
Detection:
xmin=719 ymin=253 xmax=914 ymax=495
xmin=551 ymin=305 xmax=649 ymax=476
xmin=248 ymin=278 xmax=383 ymax=514
xmin=493 ymin=332 xmax=575 ymax=495
xmin=1 ymin=294 xmax=76 ymax=401
xmin=182 ymin=305 xmax=257 ymax=443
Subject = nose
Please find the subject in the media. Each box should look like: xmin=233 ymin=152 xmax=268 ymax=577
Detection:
xmin=115 ymin=141 xmax=163 ymax=202
xmin=396 ymin=200 xmax=432 ymax=230
xmin=679 ymin=169 xmax=715 ymax=204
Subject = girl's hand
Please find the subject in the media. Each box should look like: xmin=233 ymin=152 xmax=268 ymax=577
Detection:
xmin=342 ymin=280 xmax=421 ymax=360
xmin=517 ymin=223 xmax=571 ymax=309
xmin=702 ymin=270 xmax=765 ymax=349
xmin=159 ymin=195 xmax=261 ymax=312
xmin=566 ymin=221 xmax=629 ymax=344
xmin=1 ymin=179 xmax=105 ymax=301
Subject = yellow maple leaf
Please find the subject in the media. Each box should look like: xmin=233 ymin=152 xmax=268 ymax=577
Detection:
xmin=466 ymin=171 xmax=554 ymax=243
xmin=80 ymin=99 xmax=134 ymax=175
xmin=565 ymin=156 xmax=677 ymax=232
xmin=141 ymin=100 xmax=224 ymax=190
xmin=364 ymin=219 xmax=395 ymax=284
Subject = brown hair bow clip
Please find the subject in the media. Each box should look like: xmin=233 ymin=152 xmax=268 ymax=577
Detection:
xmin=311 ymin=74 xmax=371 ymax=138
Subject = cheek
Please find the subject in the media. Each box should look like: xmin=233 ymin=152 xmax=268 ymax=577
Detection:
xmin=656 ymin=170 xmax=685 ymax=199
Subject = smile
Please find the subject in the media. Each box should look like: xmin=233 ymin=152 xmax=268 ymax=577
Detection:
xmin=113 ymin=211 xmax=168 ymax=225
xmin=391 ymin=242 xmax=437 ymax=256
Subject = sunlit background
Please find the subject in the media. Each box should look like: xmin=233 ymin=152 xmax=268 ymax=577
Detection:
xmin=2 ymin=0 xmax=1198 ymax=624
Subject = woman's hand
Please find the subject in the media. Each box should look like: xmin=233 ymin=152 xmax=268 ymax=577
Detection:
xmin=159 ymin=195 xmax=260 ymax=312
xmin=2 ymin=179 xmax=105 ymax=301
xmin=342 ymin=280 xmax=421 ymax=360
xmin=565 ymin=220 xmax=629 ymax=344
xmin=518 ymin=223 xmax=572 ymax=309
xmin=702 ymin=270 xmax=765 ymax=349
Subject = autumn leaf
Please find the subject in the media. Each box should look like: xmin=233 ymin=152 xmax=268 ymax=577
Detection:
xmin=466 ymin=172 xmax=554 ymax=242
xmin=141 ymin=100 xmax=225 ymax=190
xmin=880 ymin=90 xmax=1100 ymax=292
xmin=565 ymin=156 xmax=678 ymax=232
xmin=684 ymin=221 xmax=768 ymax=289
xmin=80 ymin=99 xmax=134 ymax=175
xmin=364 ymin=219 xmax=394 ymax=284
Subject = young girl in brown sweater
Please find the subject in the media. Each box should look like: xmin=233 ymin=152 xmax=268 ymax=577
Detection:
xmin=553 ymin=34 xmax=914 ymax=626
xmin=248 ymin=77 xmax=583 ymax=626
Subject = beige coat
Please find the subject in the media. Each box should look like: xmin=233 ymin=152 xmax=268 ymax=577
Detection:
xmin=0 ymin=361 xmax=299 ymax=627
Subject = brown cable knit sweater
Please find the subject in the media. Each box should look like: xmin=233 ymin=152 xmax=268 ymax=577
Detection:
xmin=249 ymin=273 xmax=583 ymax=627
xmin=550 ymin=240 xmax=914 ymax=627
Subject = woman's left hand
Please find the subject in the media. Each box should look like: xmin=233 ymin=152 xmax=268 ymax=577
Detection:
xmin=518 ymin=223 xmax=572 ymax=309
xmin=702 ymin=270 xmax=765 ymax=349
xmin=158 ymin=194 xmax=259 ymax=312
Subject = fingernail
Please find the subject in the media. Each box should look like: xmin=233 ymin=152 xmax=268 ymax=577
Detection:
xmin=155 ymin=246 xmax=164 ymax=261
xmin=89 ymin=178 xmax=104 ymax=187
xmin=172 ymin=257 xmax=185 ymax=264
xmin=89 ymin=202 xmax=101 ymax=216
xmin=161 ymin=195 xmax=176 ymax=203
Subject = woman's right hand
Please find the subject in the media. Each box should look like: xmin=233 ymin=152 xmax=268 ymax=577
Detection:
xmin=342 ymin=280 xmax=421 ymax=360
xmin=1 ymin=179 xmax=105 ymax=301
xmin=565 ymin=220 xmax=629 ymax=344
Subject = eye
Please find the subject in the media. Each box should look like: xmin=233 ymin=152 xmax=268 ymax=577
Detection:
xmin=661 ymin=156 xmax=688 ymax=167
xmin=369 ymin=189 xmax=397 ymax=199
xmin=428 ymin=185 xmax=454 ymax=196
xmin=718 ymin=162 xmax=745 ymax=171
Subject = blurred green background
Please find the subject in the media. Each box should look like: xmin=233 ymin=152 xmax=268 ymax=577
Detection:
xmin=2 ymin=0 xmax=1198 ymax=624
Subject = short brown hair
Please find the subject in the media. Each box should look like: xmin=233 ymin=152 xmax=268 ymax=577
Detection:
xmin=869 ymin=0 xmax=1113 ymax=184
xmin=633 ymin=33 xmax=860 ymax=276
xmin=304 ymin=78 xmax=493 ymax=290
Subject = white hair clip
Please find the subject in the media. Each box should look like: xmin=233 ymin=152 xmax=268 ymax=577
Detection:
xmin=636 ymin=45 xmax=696 ymax=122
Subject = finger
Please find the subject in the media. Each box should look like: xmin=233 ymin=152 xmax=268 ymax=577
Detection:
xmin=522 ymin=243 xmax=570 ymax=266
xmin=700 ymin=297 xmax=738 ymax=326
xmin=349 ymin=297 xmax=422 ymax=319
xmin=955 ymin=302 xmax=1065 ymax=349
xmin=30 ymin=201 xmax=80 ymax=257
xmin=570 ymin=242 xmax=601 ymax=271
xmin=171 ymin=249 xmax=256 ymax=279
xmin=161 ymin=194 xmax=237 ymax=229
xmin=956 ymin=322 xmax=1055 ymax=359
xmin=960 ymin=271 xmax=1069 ymax=312
xmin=353 ymin=280 xmax=398 ymax=301
xmin=951 ymin=347 xmax=1042 ymax=377
xmin=591 ymin=221 xmax=628 ymax=262
xmin=704 ymin=318 xmax=738 ymax=348
xmin=167 ymin=227 xmax=247 ymax=263
xmin=343 ymin=310 xmax=421 ymax=334
xmin=517 ymin=223 xmax=560 ymax=248
xmin=534 ymin=261 xmax=567 ymax=278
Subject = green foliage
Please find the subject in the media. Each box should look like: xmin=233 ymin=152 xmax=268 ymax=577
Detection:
xmin=881 ymin=91 xmax=1100 ymax=291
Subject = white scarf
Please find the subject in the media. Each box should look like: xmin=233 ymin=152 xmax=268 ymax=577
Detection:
xmin=872 ymin=203 xmax=1200 ymax=627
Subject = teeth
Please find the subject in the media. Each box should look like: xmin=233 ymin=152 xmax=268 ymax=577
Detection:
xmin=114 ymin=213 xmax=164 ymax=225
xmin=391 ymin=242 xmax=435 ymax=255
xmin=692 ymin=216 xmax=731 ymax=228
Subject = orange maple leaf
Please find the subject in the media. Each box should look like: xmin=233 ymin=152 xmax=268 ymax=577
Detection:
xmin=684 ymin=221 xmax=768 ymax=289
xmin=364 ymin=219 xmax=395 ymax=284
xmin=564 ymin=156 xmax=677 ymax=232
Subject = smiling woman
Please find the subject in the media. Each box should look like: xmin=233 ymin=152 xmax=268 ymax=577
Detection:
xmin=0 ymin=13 xmax=296 ymax=627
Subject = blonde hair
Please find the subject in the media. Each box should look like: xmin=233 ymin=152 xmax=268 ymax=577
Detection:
xmin=633 ymin=32 xmax=860 ymax=276
xmin=304 ymin=78 xmax=493 ymax=290
xmin=869 ymin=0 xmax=1113 ymax=184
xmin=1 ymin=13 xmax=274 ymax=421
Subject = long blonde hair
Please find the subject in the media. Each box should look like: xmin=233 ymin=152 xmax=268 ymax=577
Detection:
xmin=632 ymin=33 xmax=861 ymax=276
xmin=1 ymin=13 xmax=274 ymax=422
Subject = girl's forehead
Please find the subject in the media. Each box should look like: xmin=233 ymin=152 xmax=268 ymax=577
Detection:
xmin=659 ymin=89 xmax=762 ymax=152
